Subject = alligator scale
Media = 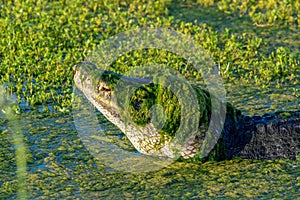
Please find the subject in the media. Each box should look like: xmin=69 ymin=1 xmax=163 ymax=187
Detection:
xmin=74 ymin=62 xmax=300 ymax=161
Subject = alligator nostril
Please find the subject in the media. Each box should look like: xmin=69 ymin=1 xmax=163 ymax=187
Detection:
xmin=73 ymin=64 xmax=79 ymax=71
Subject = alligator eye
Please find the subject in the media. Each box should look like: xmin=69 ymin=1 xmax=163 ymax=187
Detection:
xmin=135 ymin=103 xmax=141 ymax=110
xmin=134 ymin=100 xmax=143 ymax=110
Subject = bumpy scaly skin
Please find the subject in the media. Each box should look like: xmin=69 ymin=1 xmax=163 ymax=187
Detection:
xmin=225 ymin=111 xmax=300 ymax=160
xmin=74 ymin=62 xmax=300 ymax=161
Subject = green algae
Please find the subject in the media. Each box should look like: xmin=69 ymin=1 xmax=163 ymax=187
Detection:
xmin=117 ymin=82 xmax=210 ymax=137
xmin=0 ymin=0 xmax=299 ymax=198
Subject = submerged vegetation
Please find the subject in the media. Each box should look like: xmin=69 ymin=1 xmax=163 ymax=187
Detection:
xmin=0 ymin=0 xmax=299 ymax=198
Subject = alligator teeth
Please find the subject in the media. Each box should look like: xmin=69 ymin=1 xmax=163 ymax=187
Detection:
xmin=104 ymin=92 xmax=111 ymax=100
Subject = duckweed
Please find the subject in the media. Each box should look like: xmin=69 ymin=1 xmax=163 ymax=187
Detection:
xmin=1 ymin=110 xmax=299 ymax=199
xmin=0 ymin=0 xmax=299 ymax=113
xmin=0 ymin=0 xmax=299 ymax=199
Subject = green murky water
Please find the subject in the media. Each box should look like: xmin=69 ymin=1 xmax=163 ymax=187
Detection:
xmin=1 ymin=109 xmax=300 ymax=199
xmin=225 ymin=82 xmax=299 ymax=116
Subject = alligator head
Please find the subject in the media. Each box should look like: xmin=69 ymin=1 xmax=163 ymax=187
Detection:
xmin=73 ymin=62 xmax=212 ymax=159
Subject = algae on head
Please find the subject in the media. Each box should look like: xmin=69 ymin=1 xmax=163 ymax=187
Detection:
xmin=113 ymin=76 xmax=212 ymax=141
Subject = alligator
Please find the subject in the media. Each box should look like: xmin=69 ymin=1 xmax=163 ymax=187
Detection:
xmin=74 ymin=62 xmax=300 ymax=162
